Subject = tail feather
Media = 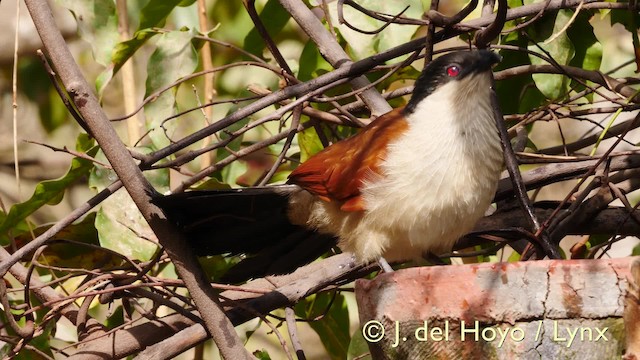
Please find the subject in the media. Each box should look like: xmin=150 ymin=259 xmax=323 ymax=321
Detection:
xmin=153 ymin=185 xmax=337 ymax=282
xmin=221 ymin=231 xmax=335 ymax=284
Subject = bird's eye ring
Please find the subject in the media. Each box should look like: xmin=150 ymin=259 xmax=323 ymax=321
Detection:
xmin=446 ymin=65 xmax=460 ymax=77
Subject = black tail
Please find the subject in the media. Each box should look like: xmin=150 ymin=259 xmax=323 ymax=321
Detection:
xmin=153 ymin=185 xmax=336 ymax=283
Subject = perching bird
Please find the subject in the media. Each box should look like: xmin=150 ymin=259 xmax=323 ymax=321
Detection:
xmin=156 ymin=50 xmax=504 ymax=283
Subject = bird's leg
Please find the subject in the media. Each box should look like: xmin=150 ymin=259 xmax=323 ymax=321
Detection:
xmin=378 ymin=257 xmax=394 ymax=273
xmin=422 ymin=252 xmax=447 ymax=265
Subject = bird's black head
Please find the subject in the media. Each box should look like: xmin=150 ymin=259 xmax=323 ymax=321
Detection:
xmin=404 ymin=50 xmax=501 ymax=115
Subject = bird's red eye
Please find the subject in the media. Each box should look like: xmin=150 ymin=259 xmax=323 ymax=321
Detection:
xmin=446 ymin=65 xmax=460 ymax=77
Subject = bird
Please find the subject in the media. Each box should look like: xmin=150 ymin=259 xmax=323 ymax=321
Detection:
xmin=155 ymin=49 xmax=505 ymax=283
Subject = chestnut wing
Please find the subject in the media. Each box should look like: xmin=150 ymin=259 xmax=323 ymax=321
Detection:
xmin=288 ymin=108 xmax=409 ymax=211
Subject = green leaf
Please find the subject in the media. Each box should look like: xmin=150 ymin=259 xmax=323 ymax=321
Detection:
xmin=253 ymin=349 xmax=272 ymax=360
xmin=243 ymin=0 xmax=291 ymax=58
xmin=298 ymin=40 xmax=333 ymax=82
xmin=567 ymin=12 xmax=602 ymax=72
xmin=144 ymin=29 xmax=199 ymax=149
xmin=295 ymin=292 xmax=350 ymax=360
xmin=13 ymin=212 xmax=123 ymax=270
xmin=18 ymin=58 xmax=71 ymax=133
xmin=347 ymin=329 xmax=372 ymax=360
xmin=0 ymin=134 xmax=97 ymax=245
xmin=194 ymin=178 xmax=233 ymax=190
xmin=507 ymin=0 xmax=524 ymax=8
xmin=297 ymin=120 xmax=325 ymax=163
xmin=567 ymin=11 xmax=602 ymax=101
xmin=527 ymin=9 xmax=576 ymax=100
xmin=89 ymin=147 xmax=169 ymax=262
xmin=496 ymin=32 xmax=547 ymax=114
xmin=138 ymin=0 xmax=185 ymax=30
xmin=587 ymin=234 xmax=611 ymax=248
xmin=92 ymin=190 xmax=158 ymax=261
xmin=507 ymin=250 xmax=522 ymax=262
xmin=106 ymin=304 xmax=125 ymax=330
xmin=96 ymin=0 xmax=186 ymax=94
xmin=96 ymin=28 xmax=162 ymax=95
xmin=56 ymin=0 xmax=119 ymax=67
xmin=325 ymin=0 xmax=423 ymax=61
xmin=197 ymin=255 xmax=238 ymax=281
xmin=610 ymin=3 xmax=639 ymax=34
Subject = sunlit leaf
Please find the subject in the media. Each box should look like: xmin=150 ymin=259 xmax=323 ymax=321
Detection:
xmin=96 ymin=0 xmax=188 ymax=94
xmin=96 ymin=28 xmax=161 ymax=95
xmin=527 ymin=9 xmax=576 ymax=100
xmin=198 ymin=255 xmax=239 ymax=282
xmin=56 ymin=0 xmax=119 ymax=67
xmin=0 ymin=134 xmax=97 ymax=245
xmin=297 ymin=120 xmax=325 ymax=163
xmin=144 ymin=29 xmax=199 ymax=149
xmin=89 ymin=148 xmax=169 ymax=261
xmin=253 ymin=349 xmax=272 ymax=360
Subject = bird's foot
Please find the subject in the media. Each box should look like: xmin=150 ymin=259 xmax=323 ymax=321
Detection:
xmin=378 ymin=257 xmax=394 ymax=273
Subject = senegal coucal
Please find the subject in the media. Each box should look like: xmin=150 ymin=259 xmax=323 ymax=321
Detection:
xmin=156 ymin=49 xmax=504 ymax=282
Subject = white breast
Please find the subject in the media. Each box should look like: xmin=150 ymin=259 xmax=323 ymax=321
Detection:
xmin=344 ymin=72 xmax=504 ymax=262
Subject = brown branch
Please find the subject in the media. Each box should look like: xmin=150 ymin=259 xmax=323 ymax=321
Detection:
xmin=36 ymin=50 xmax=91 ymax=135
xmin=489 ymin=74 xmax=561 ymax=259
xmin=23 ymin=140 xmax=112 ymax=168
xmin=138 ymin=0 xmax=620 ymax=170
xmin=0 ymin=280 xmax=35 ymax=338
xmin=277 ymin=0 xmax=392 ymax=116
xmin=474 ymin=0 xmax=507 ymax=48
xmin=257 ymin=104 xmax=302 ymax=186
xmin=495 ymin=153 xmax=640 ymax=201
xmin=248 ymin=85 xmax=348 ymax=125
xmin=0 ymin=246 xmax=108 ymax=340
xmin=110 ymin=61 xmax=288 ymax=122
xmin=62 ymin=197 xmax=640 ymax=357
xmin=75 ymin=254 xmax=370 ymax=359
xmin=423 ymin=0 xmax=440 ymax=64
xmin=337 ymin=0 xmax=411 ymax=35
xmin=285 ymin=307 xmax=307 ymax=360
xmin=495 ymin=65 xmax=640 ymax=102
xmin=426 ymin=0 xmax=478 ymax=27
xmin=472 ymin=205 xmax=640 ymax=238
xmin=539 ymin=118 xmax=640 ymax=155
xmin=196 ymin=0 xmax=216 ymax=170
xmin=337 ymin=0 xmax=424 ymax=27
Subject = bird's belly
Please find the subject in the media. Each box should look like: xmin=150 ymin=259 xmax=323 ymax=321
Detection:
xmin=351 ymin=144 xmax=502 ymax=262
xmin=365 ymin=178 xmax=493 ymax=259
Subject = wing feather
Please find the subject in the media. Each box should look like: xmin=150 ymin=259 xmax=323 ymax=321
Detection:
xmin=288 ymin=107 xmax=409 ymax=211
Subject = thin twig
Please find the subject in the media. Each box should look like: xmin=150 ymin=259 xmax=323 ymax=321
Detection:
xmin=285 ymin=307 xmax=307 ymax=360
